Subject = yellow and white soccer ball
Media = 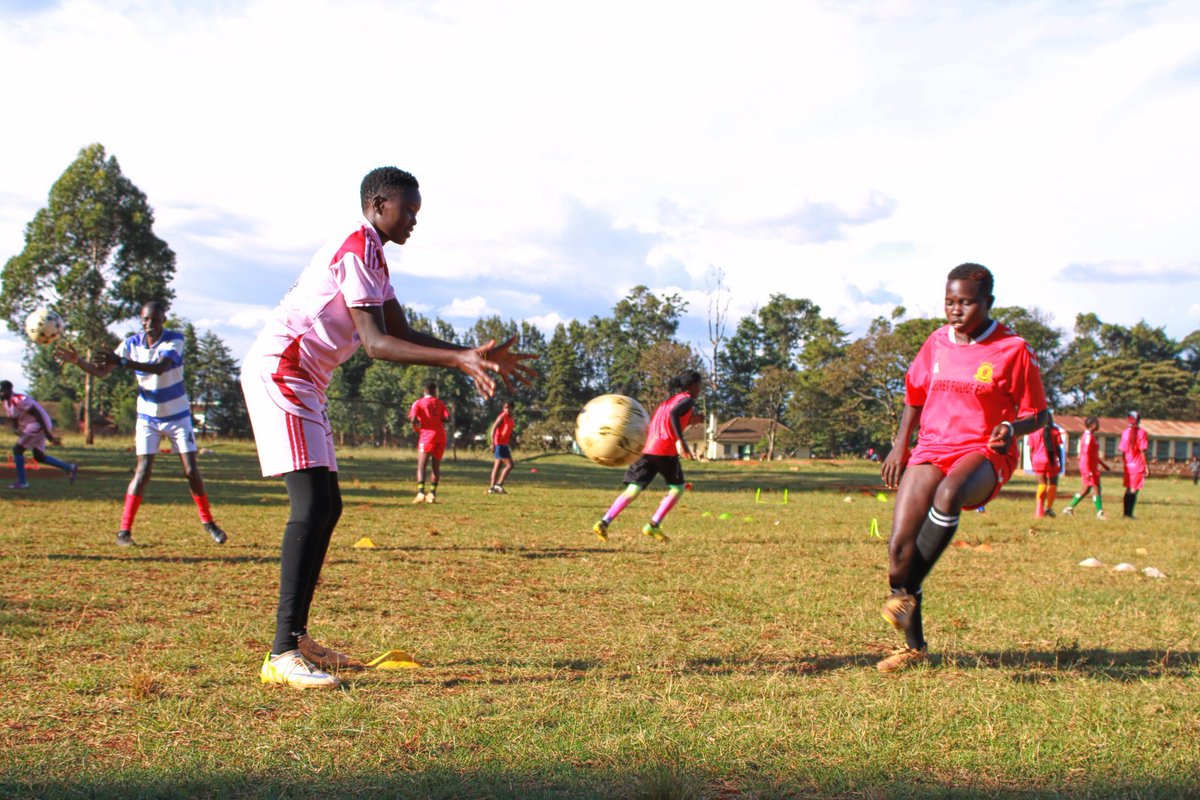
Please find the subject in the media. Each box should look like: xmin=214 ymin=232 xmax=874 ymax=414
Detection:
xmin=575 ymin=394 xmax=650 ymax=467
xmin=24 ymin=308 xmax=65 ymax=345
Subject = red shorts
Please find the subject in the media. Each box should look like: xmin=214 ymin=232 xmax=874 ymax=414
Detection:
xmin=418 ymin=432 xmax=446 ymax=460
xmin=908 ymin=446 xmax=1014 ymax=510
xmin=1078 ymin=468 xmax=1100 ymax=489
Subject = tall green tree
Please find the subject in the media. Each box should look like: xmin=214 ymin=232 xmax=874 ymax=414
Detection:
xmin=0 ymin=144 xmax=176 ymax=441
xmin=190 ymin=330 xmax=249 ymax=437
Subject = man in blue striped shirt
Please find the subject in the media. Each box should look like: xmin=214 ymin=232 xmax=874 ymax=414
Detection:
xmin=57 ymin=301 xmax=227 ymax=546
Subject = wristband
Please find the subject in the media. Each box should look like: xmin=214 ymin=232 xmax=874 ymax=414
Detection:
xmin=999 ymin=420 xmax=1014 ymax=436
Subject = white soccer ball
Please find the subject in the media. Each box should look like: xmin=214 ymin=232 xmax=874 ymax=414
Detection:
xmin=24 ymin=308 xmax=65 ymax=345
xmin=575 ymin=394 xmax=650 ymax=468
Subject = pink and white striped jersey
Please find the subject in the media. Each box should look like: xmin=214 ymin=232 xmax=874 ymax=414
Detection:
xmin=245 ymin=218 xmax=396 ymax=413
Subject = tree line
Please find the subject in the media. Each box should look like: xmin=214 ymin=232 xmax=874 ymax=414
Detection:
xmin=4 ymin=144 xmax=1199 ymax=456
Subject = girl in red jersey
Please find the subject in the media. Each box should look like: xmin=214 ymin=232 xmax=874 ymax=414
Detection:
xmin=1026 ymin=416 xmax=1063 ymax=518
xmin=1062 ymin=416 xmax=1109 ymax=519
xmin=879 ymin=264 xmax=1049 ymax=672
xmin=592 ymin=370 xmax=702 ymax=543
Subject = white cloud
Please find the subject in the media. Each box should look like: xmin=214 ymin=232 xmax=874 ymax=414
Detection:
xmin=440 ymin=296 xmax=496 ymax=319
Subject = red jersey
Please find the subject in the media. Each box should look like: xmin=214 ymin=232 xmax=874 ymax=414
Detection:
xmin=906 ymin=322 xmax=1047 ymax=471
xmin=643 ymin=392 xmax=695 ymax=457
xmin=409 ymin=396 xmax=448 ymax=436
xmin=1078 ymin=429 xmax=1100 ymax=480
xmin=1027 ymin=426 xmax=1062 ymax=475
xmin=492 ymin=410 xmax=513 ymax=446
xmin=1119 ymin=426 xmax=1148 ymax=474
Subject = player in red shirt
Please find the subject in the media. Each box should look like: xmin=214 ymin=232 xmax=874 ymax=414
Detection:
xmin=1063 ymin=416 xmax=1109 ymax=519
xmin=409 ymin=380 xmax=449 ymax=503
xmin=487 ymin=401 xmax=515 ymax=494
xmin=592 ymin=370 xmax=702 ymax=543
xmin=1118 ymin=411 xmax=1149 ymax=518
xmin=1026 ymin=417 xmax=1063 ymax=518
xmin=879 ymin=264 xmax=1049 ymax=672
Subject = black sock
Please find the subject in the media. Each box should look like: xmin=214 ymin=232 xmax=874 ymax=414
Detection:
xmin=906 ymin=507 xmax=960 ymax=590
xmin=1126 ymin=490 xmax=1138 ymax=517
xmin=274 ymin=468 xmax=336 ymax=655
xmin=905 ymin=591 xmax=925 ymax=650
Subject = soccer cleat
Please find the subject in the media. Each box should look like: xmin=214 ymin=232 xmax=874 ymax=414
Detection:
xmin=9 ymin=481 xmax=30 ymax=490
xmin=68 ymin=464 xmax=78 ymax=485
xmin=260 ymin=650 xmax=340 ymax=689
xmin=412 ymin=492 xmax=426 ymax=504
xmin=1045 ymin=509 xmax=1056 ymax=518
xmin=486 ymin=486 xmax=498 ymax=495
xmin=494 ymin=485 xmax=507 ymax=494
xmin=115 ymin=530 xmax=135 ymax=547
xmin=876 ymin=645 xmax=929 ymax=673
xmin=203 ymin=521 xmax=227 ymax=544
xmin=642 ymin=522 xmax=669 ymax=542
xmin=881 ymin=591 xmax=916 ymax=631
xmin=1061 ymin=506 xmax=1074 ymax=516
xmin=298 ymin=633 xmax=362 ymax=669
xmin=425 ymin=492 xmax=437 ymax=504
xmin=1097 ymin=510 xmax=1106 ymax=520
xmin=593 ymin=519 xmax=609 ymax=541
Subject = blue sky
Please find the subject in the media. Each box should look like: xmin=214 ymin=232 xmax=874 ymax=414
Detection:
xmin=2 ymin=0 xmax=1199 ymax=392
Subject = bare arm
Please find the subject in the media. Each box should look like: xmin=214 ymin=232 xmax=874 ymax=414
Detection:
xmin=881 ymin=404 xmax=922 ymax=489
xmin=94 ymin=350 xmax=175 ymax=375
xmin=54 ymin=344 xmax=117 ymax=379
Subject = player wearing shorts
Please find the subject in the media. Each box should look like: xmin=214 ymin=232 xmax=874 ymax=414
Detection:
xmin=592 ymin=370 xmax=702 ymax=543
xmin=242 ymin=167 xmax=535 ymax=689
xmin=1026 ymin=417 xmax=1062 ymax=518
xmin=1 ymin=380 xmax=78 ymax=489
xmin=409 ymin=381 xmax=448 ymax=503
xmin=487 ymin=401 xmax=514 ymax=494
xmin=56 ymin=301 xmax=227 ymax=546
xmin=1063 ymin=416 xmax=1109 ymax=519
xmin=879 ymin=264 xmax=1048 ymax=673
xmin=1118 ymin=411 xmax=1149 ymax=519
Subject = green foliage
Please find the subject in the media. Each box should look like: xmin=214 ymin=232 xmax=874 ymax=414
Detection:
xmin=190 ymin=330 xmax=249 ymax=437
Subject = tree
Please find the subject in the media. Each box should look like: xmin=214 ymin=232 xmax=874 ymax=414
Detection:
xmin=0 ymin=144 xmax=176 ymax=441
xmin=702 ymin=267 xmax=732 ymax=453
xmin=190 ymin=330 xmax=250 ymax=437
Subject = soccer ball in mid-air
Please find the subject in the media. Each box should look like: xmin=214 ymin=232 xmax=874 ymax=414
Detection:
xmin=24 ymin=308 xmax=65 ymax=345
xmin=575 ymin=394 xmax=650 ymax=467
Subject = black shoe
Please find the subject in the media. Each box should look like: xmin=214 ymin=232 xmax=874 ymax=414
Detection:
xmin=204 ymin=521 xmax=227 ymax=544
xmin=115 ymin=530 xmax=135 ymax=547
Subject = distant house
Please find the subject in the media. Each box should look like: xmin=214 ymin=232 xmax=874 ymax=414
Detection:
xmin=684 ymin=416 xmax=806 ymax=461
xmin=1051 ymin=414 xmax=1200 ymax=475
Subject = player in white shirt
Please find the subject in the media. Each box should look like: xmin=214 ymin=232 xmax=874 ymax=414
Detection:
xmin=57 ymin=301 xmax=228 ymax=547
xmin=244 ymin=166 xmax=536 ymax=689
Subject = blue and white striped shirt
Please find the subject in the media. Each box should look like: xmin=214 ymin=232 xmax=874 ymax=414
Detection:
xmin=116 ymin=330 xmax=191 ymax=423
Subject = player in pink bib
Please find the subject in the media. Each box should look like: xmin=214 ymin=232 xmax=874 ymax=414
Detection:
xmin=1063 ymin=416 xmax=1109 ymax=519
xmin=242 ymin=167 xmax=536 ymax=689
xmin=878 ymin=263 xmax=1049 ymax=673
xmin=1 ymin=380 xmax=78 ymax=490
xmin=1118 ymin=411 xmax=1149 ymax=518
xmin=409 ymin=381 xmax=449 ymax=503
xmin=593 ymin=370 xmax=702 ymax=543
xmin=1026 ymin=417 xmax=1063 ymax=518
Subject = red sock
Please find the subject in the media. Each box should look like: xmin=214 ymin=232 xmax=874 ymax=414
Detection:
xmin=192 ymin=494 xmax=213 ymax=524
xmin=121 ymin=494 xmax=143 ymax=532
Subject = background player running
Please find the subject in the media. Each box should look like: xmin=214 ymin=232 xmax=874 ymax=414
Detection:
xmin=1062 ymin=416 xmax=1109 ymax=519
xmin=56 ymin=301 xmax=227 ymax=546
xmin=1 ymin=380 xmax=78 ymax=490
xmin=1118 ymin=411 xmax=1148 ymax=519
xmin=487 ymin=401 xmax=515 ymax=494
xmin=243 ymin=166 xmax=535 ymax=689
xmin=879 ymin=263 xmax=1048 ymax=673
xmin=593 ymin=370 xmax=702 ymax=543
xmin=1027 ymin=415 xmax=1062 ymax=518
xmin=409 ymin=380 xmax=448 ymax=504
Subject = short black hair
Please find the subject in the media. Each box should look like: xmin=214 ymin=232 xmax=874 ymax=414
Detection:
xmin=1085 ymin=415 xmax=1098 ymax=427
xmin=670 ymin=370 xmax=703 ymax=393
xmin=424 ymin=380 xmax=438 ymax=394
xmin=947 ymin=263 xmax=994 ymax=298
xmin=0 ymin=380 xmax=12 ymax=394
xmin=360 ymin=167 xmax=419 ymax=209
xmin=142 ymin=300 xmax=167 ymax=316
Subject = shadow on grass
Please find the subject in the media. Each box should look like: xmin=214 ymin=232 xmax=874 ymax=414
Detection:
xmin=3 ymin=769 xmax=1197 ymax=800
xmin=45 ymin=552 xmax=279 ymax=565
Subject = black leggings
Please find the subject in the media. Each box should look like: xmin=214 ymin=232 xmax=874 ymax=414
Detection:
xmin=273 ymin=468 xmax=343 ymax=655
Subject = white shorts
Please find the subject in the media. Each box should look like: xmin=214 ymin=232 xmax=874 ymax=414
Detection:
xmin=241 ymin=367 xmax=337 ymax=477
xmin=136 ymin=415 xmax=197 ymax=456
xmin=16 ymin=423 xmax=49 ymax=452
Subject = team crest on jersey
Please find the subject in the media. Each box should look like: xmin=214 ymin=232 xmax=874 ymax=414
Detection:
xmin=974 ymin=362 xmax=994 ymax=383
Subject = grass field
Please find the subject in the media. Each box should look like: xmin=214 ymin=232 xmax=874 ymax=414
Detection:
xmin=1 ymin=437 xmax=1198 ymax=799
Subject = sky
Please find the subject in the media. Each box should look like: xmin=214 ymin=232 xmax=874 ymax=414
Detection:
xmin=1 ymin=0 xmax=1199 ymax=393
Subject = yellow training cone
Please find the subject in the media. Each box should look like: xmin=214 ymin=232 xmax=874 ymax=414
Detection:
xmin=869 ymin=517 xmax=881 ymax=538
xmin=876 ymin=492 xmax=888 ymax=503
xmin=353 ymin=536 xmax=378 ymax=549
xmin=367 ymin=650 xmax=422 ymax=669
